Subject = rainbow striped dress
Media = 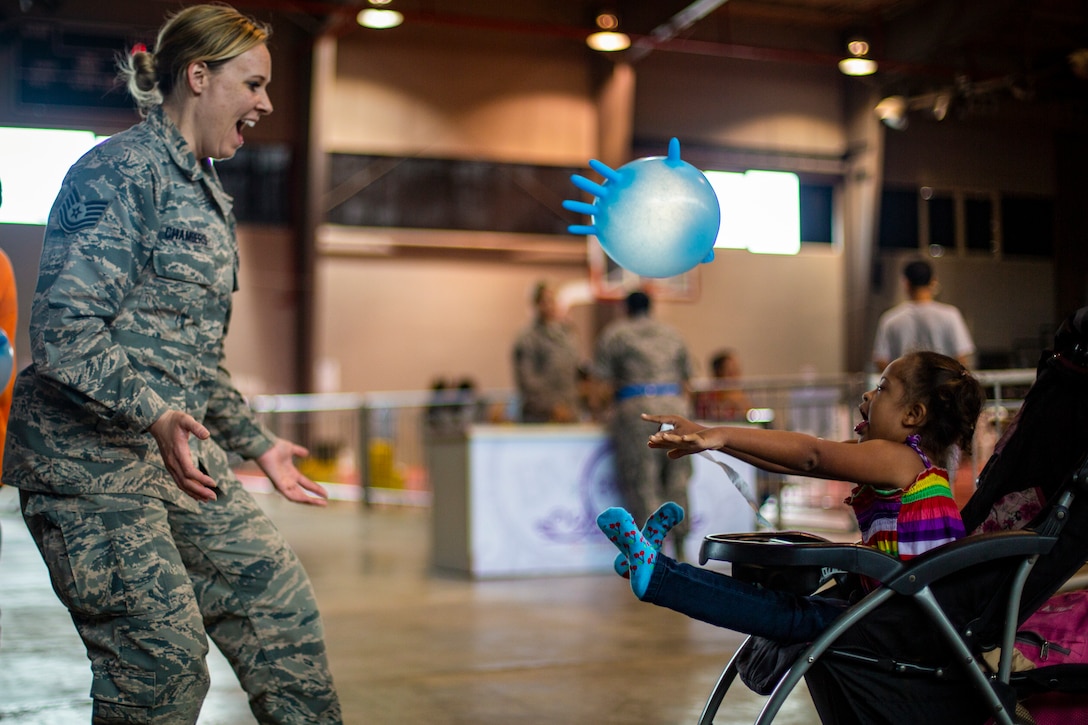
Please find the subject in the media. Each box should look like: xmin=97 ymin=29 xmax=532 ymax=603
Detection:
xmin=846 ymin=435 xmax=965 ymax=561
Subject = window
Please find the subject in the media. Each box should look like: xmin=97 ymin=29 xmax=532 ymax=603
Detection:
xmin=326 ymin=154 xmax=581 ymax=235
xmin=799 ymin=183 xmax=833 ymax=244
xmin=0 ymin=126 xmax=108 ymax=225
xmin=925 ymin=193 xmax=955 ymax=247
xmin=704 ymin=169 xmax=801 ymax=254
xmin=878 ymin=188 xmax=919 ymax=249
xmin=216 ymin=144 xmax=294 ymax=225
xmin=964 ymin=195 xmax=994 ymax=252
xmin=1001 ymin=195 xmax=1054 ymax=257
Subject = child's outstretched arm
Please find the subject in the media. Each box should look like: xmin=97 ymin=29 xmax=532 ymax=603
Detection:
xmin=643 ymin=413 xmax=922 ymax=489
xmin=645 ymin=415 xmax=796 ymax=474
xmin=645 ymin=414 xmax=810 ymax=476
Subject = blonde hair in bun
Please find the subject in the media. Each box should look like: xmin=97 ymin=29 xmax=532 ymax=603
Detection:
xmin=117 ymin=3 xmax=269 ymax=114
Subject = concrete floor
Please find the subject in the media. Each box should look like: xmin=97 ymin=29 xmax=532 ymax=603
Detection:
xmin=0 ymin=485 xmax=819 ymax=724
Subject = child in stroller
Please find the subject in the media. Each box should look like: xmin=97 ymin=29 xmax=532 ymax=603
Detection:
xmin=598 ymin=350 xmax=984 ymax=643
xmin=599 ymin=307 xmax=1088 ymax=724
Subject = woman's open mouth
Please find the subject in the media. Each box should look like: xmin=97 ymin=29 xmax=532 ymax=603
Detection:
xmin=235 ymin=118 xmax=256 ymax=144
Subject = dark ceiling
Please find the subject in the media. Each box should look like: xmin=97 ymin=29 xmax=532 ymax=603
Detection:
xmin=239 ymin=0 xmax=1088 ymax=115
xmin=6 ymin=0 xmax=1088 ymax=121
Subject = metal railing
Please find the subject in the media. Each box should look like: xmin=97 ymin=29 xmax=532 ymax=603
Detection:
xmin=243 ymin=388 xmax=516 ymax=505
xmin=237 ymin=369 xmax=1036 ymax=520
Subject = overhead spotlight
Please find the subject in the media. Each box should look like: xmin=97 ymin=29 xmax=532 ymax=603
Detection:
xmin=838 ymin=38 xmax=877 ymax=76
xmin=357 ymin=1 xmax=403 ymax=29
xmin=586 ymin=11 xmax=630 ymax=52
xmin=874 ymin=95 xmax=908 ymax=130
xmin=931 ymin=92 xmax=951 ymax=121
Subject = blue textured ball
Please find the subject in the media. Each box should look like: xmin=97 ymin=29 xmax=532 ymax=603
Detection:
xmin=565 ymin=138 xmax=720 ymax=279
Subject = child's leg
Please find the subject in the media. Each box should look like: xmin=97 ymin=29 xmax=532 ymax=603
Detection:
xmin=614 ymin=502 xmax=684 ymax=578
xmin=642 ymin=556 xmax=849 ymax=644
xmin=596 ymin=507 xmax=657 ymax=597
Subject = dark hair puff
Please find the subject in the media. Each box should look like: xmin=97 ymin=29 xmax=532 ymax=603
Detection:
xmin=901 ymin=351 xmax=985 ymax=459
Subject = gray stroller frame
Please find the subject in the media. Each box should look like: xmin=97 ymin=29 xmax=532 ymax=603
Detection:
xmin=694 ymin=510 xmax=1076 ymax=724
xmin=694 ymin=308 xmax=1088 ymax=725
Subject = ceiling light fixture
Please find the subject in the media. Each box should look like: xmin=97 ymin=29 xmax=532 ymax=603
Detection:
xmin=874 ymin=95 xmax=909 ymax=130
xmin=874 ymin=90 xmax=956 ymax=129
xmin=357 ymin=3 xmax=403 ymax=30
xmin=586 ymin=11 xmax=630 ymax=52
xmin=838 ymin=38 xmax=877 ymax=77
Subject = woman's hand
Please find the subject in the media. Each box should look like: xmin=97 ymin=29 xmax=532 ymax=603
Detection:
xmin=149 ymin=409 xmax=218 ymax=502
xmin=256 ymin=438 xmax=330 ymax=506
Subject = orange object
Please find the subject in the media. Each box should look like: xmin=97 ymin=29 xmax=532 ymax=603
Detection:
xmin=0 ymin=250 xmax=17 ymax=482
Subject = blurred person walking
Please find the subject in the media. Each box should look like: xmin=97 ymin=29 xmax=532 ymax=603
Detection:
xmin=873 ymin=259 xmax=975 ymax=371
xmin=594 ymin=290 xmax=693 ymax=557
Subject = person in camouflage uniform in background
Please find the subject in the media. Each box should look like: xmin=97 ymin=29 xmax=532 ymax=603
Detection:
xmin=512 ymin=281 xmax=583 ymax=423
xmin=2 ymin=5 xmax=341 ymax=723
xmin=593 ymin=290 xmax=694 ymax=558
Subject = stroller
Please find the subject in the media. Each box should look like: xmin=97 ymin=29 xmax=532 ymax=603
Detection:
xmin=695 ymin=306 xmax=1088 ymax=725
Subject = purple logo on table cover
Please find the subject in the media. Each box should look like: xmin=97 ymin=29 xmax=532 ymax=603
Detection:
xmin=534 ymin=441 xmax=618 ymax=543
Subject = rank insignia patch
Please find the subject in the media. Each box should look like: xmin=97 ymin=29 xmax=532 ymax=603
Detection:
xmin=58 ymin=189 xmax=111 ymax=234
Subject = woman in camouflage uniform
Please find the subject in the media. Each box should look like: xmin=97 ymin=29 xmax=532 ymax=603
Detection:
xmin=3 ymin=5 xmax=341 ymax=723
xmin=512 ymin=281 xmax=583 ymax=423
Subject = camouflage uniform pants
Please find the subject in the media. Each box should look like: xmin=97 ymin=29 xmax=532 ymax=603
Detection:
xmin=609 ymin=396 xmax=692 ymax=553
xmin=21 ymin=478 xmax=342 ymax=724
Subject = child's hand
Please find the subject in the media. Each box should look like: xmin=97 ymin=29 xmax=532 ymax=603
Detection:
xmin=645 ymin=413 xmax=721 ymax=457
xmin=641 ymin=413 xmax=704 ymax=437
xmin=647 ymin=427 xmax=715 ymax=458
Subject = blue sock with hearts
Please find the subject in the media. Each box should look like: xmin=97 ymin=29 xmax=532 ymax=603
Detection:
xmin=596 ymin=507 xmax=657 ymax=598
xmin=613 ymin=502 xmax=685 ymax=578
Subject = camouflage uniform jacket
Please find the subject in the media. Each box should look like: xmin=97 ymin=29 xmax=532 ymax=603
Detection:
xmin=512 ymin=319 xmax=580 ymax=421
xmin=593 ymin=314 xmax=692 ymax=392
xmin=3 ymin=107 xmax=275 ymax=510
